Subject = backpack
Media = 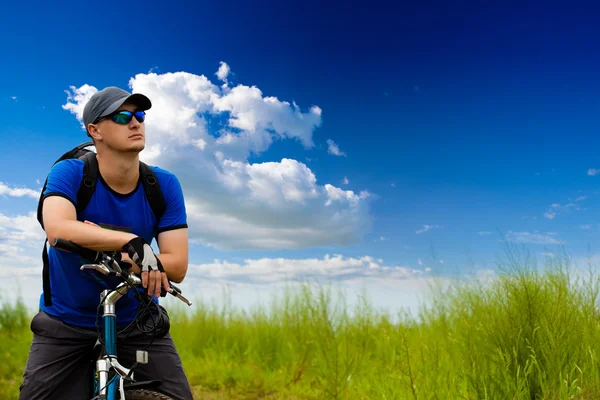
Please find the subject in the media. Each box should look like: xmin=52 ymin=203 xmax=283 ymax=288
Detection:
xmin=36 ymin=142 xmax=166 ymax=307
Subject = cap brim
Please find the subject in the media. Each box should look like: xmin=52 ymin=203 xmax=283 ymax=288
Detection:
xmin=100 ymin=93 xmax=152 ymax=118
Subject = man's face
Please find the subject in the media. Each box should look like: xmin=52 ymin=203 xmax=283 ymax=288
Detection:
xmin=93 ymin=102 xmax=146 ymax=154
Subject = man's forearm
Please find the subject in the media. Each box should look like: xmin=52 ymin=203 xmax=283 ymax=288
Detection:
xmin=47 ymin=220 xmax=136 ymax=252
xmin=156 ymin=253 xmax=187 ymax=283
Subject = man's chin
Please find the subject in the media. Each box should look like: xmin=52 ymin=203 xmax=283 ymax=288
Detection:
xmin=125 ymin=144 xmax=145 ymax=153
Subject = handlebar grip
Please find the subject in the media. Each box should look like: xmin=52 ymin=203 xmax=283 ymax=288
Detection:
xmin=52 ymin=238 xmax=100 ymax=262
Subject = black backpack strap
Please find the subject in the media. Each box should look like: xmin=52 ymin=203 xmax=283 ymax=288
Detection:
xmin=139 ymin=162 xmax=166 ymax=224
xmin=42 ymin=239 xmax=52 ymax=306
xmin=37 ymin=181 xmax=50 ymax=230
xmin=76 ymin=152 xmax=99 ymax=214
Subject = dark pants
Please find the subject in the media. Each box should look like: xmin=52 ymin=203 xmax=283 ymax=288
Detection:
xmin=19 ymin=311 xmax=194 ymax=400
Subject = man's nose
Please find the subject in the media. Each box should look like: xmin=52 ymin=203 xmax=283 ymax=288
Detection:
xmin=129 ymin=114 xmax=141 ymax=128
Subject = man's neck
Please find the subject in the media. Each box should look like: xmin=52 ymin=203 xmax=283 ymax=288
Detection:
xmin=96 ymin=150 xmax=140 ymax=194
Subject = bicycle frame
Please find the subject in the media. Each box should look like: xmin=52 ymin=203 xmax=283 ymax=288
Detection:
xmin=85 ymin=264 xmax=144 ymax=399
xmin=97 ymin=283 xmax=140 ymax=399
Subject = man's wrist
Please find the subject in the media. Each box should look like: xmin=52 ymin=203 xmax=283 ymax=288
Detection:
xmin=121 ymin=252 xmax=141 ymax=275
xmin=121 ymin=233 xmax=138 ymax=247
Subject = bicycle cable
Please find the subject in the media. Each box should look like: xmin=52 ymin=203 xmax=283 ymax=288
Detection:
xmin=94 ymin=275 xmax=171 ymax=353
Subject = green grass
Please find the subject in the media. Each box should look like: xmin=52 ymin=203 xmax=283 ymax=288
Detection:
xmin=3 ymin=245 xmax=600 ymax=399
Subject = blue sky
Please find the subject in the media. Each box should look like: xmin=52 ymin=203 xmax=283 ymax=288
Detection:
xmin=2 ymin=1 xmax=600 ymax=314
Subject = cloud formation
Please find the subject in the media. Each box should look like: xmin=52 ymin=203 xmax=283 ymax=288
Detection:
xmin=588 ymin=169 xmax=600 ymax=176
xmin=0 ymin=211 xmax=45 ymax=273
xmin=187 ymin=254 xmax=426 ymax=285
xmin=62 ymin=62 xmax=372 ymax=250
xmin=544 ymin=200 xmax=584 ymax=220
xmin=216 ymin=61 xmax=231 ymax=84
xmin=505 ymin=231 xmax=564 ymax=245
xmin=416 ymin=225 xmax=441 ymax=234
xmin=0 ymin=182 xmax=39 ymax=199
xmin=327 ymin=139 xmax=346 ymax=157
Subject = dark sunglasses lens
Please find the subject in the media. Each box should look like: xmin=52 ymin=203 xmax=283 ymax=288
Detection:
xmin=112 ymin=111 xmax=133 ymax=124
xmin=134 ymin=111 xmax=146 ymax=122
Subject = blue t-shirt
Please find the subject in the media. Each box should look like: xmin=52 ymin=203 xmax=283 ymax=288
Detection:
xmin=39 ymin=158 xmax=188 ymax=328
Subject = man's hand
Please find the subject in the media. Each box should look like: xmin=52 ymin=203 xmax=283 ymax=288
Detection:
xmin=123 ymin=237 xmax=170 ymax=298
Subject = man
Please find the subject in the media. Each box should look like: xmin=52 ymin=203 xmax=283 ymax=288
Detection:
xmin=19 ymin=86 xmax=194 ymax=400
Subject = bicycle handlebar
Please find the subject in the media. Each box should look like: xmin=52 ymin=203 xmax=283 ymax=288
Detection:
xmin=51 ymin=238 xmax=192 ymax=306
xmin=53 ymin=237 xmax=102 ymax=262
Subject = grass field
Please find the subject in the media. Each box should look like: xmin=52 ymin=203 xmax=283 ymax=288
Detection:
xmin=3 ymin=245 xmax=600 ymax=399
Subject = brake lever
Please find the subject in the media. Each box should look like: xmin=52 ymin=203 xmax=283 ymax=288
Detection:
xmin=160 ymin=284 xmax=192 ymax=306
xmin=80 ymin=264 xmax=111 ymax=275
xmin=107 ymin=256 xmax=123 ymax=275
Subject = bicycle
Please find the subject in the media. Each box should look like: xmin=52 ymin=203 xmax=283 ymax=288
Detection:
xmin=51 ymin=237 xmax=192 ymax=400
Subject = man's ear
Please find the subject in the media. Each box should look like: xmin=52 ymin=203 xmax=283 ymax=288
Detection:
xmin=87 ymin=123 xmax=103 ymax=142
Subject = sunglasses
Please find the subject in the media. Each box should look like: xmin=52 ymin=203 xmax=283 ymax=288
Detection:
xmin=95 ymin=110 xmax=146 ymax=125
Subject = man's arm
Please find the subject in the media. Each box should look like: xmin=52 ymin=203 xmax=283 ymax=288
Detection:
xmin=42 ymin=159 xmax=137 ymax=251
xmin=119 ymin=170 xmax=189 ymax=292
xmin=119 ymin=228 xmax=189 ymax=283
xmin=150 ymin=170 xmax=189 ymax=284
xmin=43 ymin=196 xmax=136 ymax=251
xmin=156 ymin=228 xmax=188 ymax=283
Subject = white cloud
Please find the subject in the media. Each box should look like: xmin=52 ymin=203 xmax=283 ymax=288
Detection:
xmin=416 ymin=224 xmax=441 ymax=234
xmin=0 ymin=212 xmax=46 ymax=287
xmin=62 ymin=84 xmax=98 ymax=129
xmin=544 ymin=201 xmax=581 ymax=220
xmin=505 ymin=231 xmax=564 ymax=245
xmin=324 ymin=184 xmax=369 ymax=206
xmin=11 ymin=96 xmax=17 ymax=101
xmin=216 ymin=61 xmax=231 ymax=84
xmin=0 ymin=211 xmax=46 ymax=243
xmin=588 ymin=169 xmax=600 ymax=176
xmin=327 ymin=139 xmax=346 ymax=157
xmin=63 ymin=64 xmax=370 ymax=250
xmin=575 ymin=196 xmax=588 ymax=202
xmin=187 ymin=254 xmax=427 ymax=285
xmin=478 ymin=231 xmax=492 ymax=236
xmin=342 ymin=176 xmax=349 ymax=185
xmin=0 ymin=182 xmax=39 ymax=199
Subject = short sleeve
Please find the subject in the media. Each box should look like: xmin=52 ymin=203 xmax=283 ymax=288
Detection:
xmin=156 ymin=171 xmax=188 ymax=234
xmin=42 ymin=159 xmax=84 ymax=207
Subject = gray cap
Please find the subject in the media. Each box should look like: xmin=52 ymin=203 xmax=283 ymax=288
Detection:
xmin=82 ymin=86 xmax=152 ymax=134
